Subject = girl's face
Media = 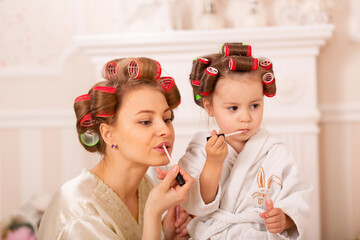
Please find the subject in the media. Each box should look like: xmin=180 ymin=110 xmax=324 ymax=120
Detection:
xmin=111 ymin=86 xmax=174 ymax=167
xmin=204 ymin=74 xmax=264 ymax=146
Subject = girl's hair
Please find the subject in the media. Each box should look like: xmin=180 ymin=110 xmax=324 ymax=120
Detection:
xmin=74 ymin=57 xmax=181 ymax=154
xmin=189 ymin=43 xmax=276 ymax=108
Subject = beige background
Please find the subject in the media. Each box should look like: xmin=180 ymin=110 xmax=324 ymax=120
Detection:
xmin=0 ymin=0 xmax=359 ymax=239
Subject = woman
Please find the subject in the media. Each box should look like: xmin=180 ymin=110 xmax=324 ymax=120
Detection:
xmin=38 ymin=57 xmax=194 ymax=239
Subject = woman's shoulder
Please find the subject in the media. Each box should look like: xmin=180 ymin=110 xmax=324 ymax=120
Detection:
xmin=39 ymin=171 xmax=103 ymax=237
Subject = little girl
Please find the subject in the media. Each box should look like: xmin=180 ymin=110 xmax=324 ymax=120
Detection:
xmin=178 ymin=43 xmax=312 ymax=239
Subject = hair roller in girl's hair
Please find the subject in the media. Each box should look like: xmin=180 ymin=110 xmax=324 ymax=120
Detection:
xmin=190 ymin=57 xmax=210 ymax=86
xmin=229 ymin=56 xmax=258 ymax=71
xmin=222 ymin=43 xmax=252 ymax=57
xmin=262 ymin=72 xmax=275 ymax=85
xmin=259 ymin=58 xmax=272 ymax=70
xmin=199 ymin=67 xmax=218 ymax=96
xmin=262 ymin=73 xmax=276 ymax=98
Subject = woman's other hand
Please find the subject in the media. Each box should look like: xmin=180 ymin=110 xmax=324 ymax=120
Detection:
xmin=163 ymin=205 xmax=192 ymax=240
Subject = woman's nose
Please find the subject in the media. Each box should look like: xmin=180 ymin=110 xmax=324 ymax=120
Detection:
xmin=158 ymin=121 xmax=172 ymax=137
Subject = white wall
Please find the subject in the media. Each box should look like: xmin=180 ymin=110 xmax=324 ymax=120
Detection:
xmin=0 ymin=0 xmax=359 ymax=239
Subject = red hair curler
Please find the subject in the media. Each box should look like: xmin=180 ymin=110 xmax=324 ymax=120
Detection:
xmin=157 ymin=76 xmax=175 ymax=92
xmin=80 ymin=113 xmax=95 ymax=127
xmin=96 ymin=113 xmax=114 ymax=117
xmin=200 ymin=91 xmax=210 ymax=96
xmin=93 ymin=86 xmax=116 ymax=94
xmin=197 ymin=57 xmax=210 ymax=64
xmin=191 ymin=80 xmax=201 ymax=86
xmin=128 ymin=59 xmax=140 ymax=79
xmin=206 ymin=67 xmax=218 ymax=76
xmin=155 ymin=60 xmax=162 ymax=80
xmin=222 ymin=43 xmax=252 ymax=57
xmin=106 ymin=62 xmax=117 ymax=79
xmin=262 ymin=72 xmax=275 ymax=85
xmin=264 ymin=91 xmax=276 ymax=98
xmin=74 ymin=94 xmax=90 ymax=103
xmin=259 ymin=58 xmax=272 ymax=70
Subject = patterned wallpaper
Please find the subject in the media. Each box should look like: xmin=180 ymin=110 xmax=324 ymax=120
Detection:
xmin=0 ymin=0 xmax=76 ymax=69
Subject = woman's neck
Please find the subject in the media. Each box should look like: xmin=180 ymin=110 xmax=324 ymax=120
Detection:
xmin=92 ymin=155 xmax=148 ymax=202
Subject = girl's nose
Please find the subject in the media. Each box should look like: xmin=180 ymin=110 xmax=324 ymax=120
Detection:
xmin=238 ymin=109 xmax=251 ymax=122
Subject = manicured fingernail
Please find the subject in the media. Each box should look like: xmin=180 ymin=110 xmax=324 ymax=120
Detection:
xmin=172 ymin=165 xmax=178 ymax=172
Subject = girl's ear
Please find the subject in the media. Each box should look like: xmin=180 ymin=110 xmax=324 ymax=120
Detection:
xmin=202 ymin=97 xmax=214 ymax=116
xmin=99 ymin=123 xmax=113 ymax=145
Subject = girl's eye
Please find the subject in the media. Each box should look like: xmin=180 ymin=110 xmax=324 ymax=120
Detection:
xmin=228 ymin=106 xmax=238 ymax=111
xmin=139 ymin=120 xmax=151 ymax=125
xmin=250 ymin=104 xmax=259 ymax=109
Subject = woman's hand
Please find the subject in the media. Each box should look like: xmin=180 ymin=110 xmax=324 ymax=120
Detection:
xmin=143 ymin=165 xmax=193 ymax=240
xmin=146 ymin=164 xmax=194 ymax=218
xmin=163 ymin=205 xmax=192 ymax=240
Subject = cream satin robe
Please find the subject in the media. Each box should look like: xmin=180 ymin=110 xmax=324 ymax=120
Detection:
xmin=38 ymin=171 xmax=163 ymax=239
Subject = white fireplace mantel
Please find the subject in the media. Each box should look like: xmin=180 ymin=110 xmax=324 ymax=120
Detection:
xmin=74 ymin=24 xmax=334 ymax=240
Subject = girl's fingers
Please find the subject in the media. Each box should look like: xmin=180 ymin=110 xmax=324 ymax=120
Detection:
xmin=156 ymin=167 xmax=167 ymax=180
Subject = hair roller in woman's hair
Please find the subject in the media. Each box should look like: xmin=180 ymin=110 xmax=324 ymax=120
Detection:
xmin=74 ymin=94 xmax=90 ymax=102
xmin=157 ymin=76 xmax=175 ymax=92
xmin=262 ymin=72 xmax=275 ymax=85
xmin=259 ymin=58 xmax=272 ymax=70
xmin=229 ymin=56 xmax=258 ymax=71
xmin=93 ymin=86 xmax=116 ymax=94
xmin=92 ymin=85 xmax=117 ymax=118
xmin=80 ymin=113 xmax=96 ymax=127
xmin=157 ymin=76 xmax=181 ymax=107
xmin=128 ymin=58 xmax=161 ymax=80
xmin=74 ymin=94 xmax=95 ymax=127
xmin=80 ymin=130 xmax=100 ymax=147
xmin=222 ymin=43 xmax=252 ymax=57
xmin=106 ymin=62 xmax=117 ymax=79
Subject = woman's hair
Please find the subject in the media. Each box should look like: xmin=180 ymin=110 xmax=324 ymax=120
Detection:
xmin=189 ymin=43 xmax=276 ymax=108
xmin=74 ymin=57 xmax=181 ymax=154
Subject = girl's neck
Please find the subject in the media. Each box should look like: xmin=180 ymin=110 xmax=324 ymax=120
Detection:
xmin=226 ymin=139 xmax=247 ymax=154
xmin=91 ymin=155 xmax=148 ymax=202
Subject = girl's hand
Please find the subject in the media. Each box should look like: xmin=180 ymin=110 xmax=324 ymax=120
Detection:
xmin=163 ymin=205 xmax=192 ymax=240
xmin=259 ymin=198 xmax=295 ymax=234
xmin=205 ymin=130 xmax=228 ymax=165
xmin=146 ymin=165 xmax=194 ymax=218
xmin=260 ymin=208 xmax=287 ymax=233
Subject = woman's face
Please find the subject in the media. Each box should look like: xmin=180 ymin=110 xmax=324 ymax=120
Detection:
xmin=111 ymin=86 xmax=174 ymax=167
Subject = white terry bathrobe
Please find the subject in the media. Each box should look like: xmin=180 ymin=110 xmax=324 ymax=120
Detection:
xmin=178 ymin=128 xmax=312 ymax=240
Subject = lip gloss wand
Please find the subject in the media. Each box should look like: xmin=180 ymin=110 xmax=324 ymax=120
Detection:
xmin=206 ymin=130 xmax=246 ymax=141
xmin=162 ymin=145 xmax=185 ymax=186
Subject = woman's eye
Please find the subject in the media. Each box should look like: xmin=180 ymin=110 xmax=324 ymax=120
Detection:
xmin=164 ymin=118 xmax=173 ymax=123
xmin=228 ymin=106 xmax=238 ymax=111
xmin=140 ymin=121 xmax=151 ymax=125
xmin=250 ymin=104 xmax=259 ymax=109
